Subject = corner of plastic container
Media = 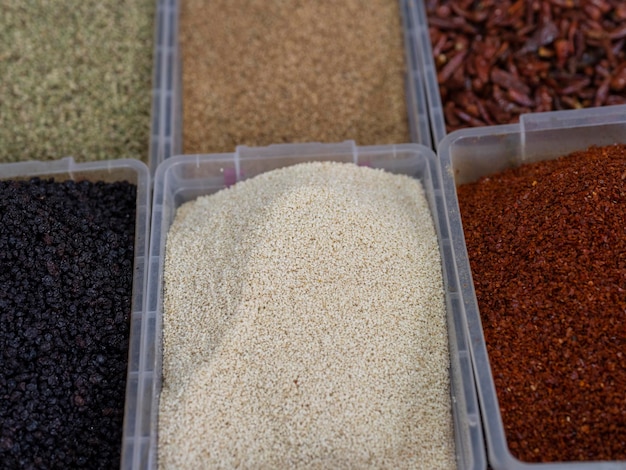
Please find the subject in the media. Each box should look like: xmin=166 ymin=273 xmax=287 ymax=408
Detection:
xmin=59 ymin=156 xmax=77 ymax=179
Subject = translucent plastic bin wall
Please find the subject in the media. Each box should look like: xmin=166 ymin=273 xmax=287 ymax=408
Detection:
xmin=0 ymin=157 xmax=151 ymax=470
xmin=414 ymin=0 xmax=626 ymax=151
xmin=148 ymin=0 xmax=433 ymax=170
xmin=438 ymin=105 xmax=626 ymax=470
xmin=122 ymin=141 xmax=486 ymax=469
xmin=148 ymin=0 xmax=182 ymax=172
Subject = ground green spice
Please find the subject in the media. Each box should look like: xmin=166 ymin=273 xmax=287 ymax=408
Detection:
xmin=0 ymin=0 xmax=154 ymax=163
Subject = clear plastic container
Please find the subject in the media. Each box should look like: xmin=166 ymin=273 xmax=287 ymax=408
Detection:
xmin=0 ymin=160 xmax=150 ymax=278
xmin=438 ymin=105 xmax=626 ymax=470
xmin=413 ymin=0 xmax=449 ymax=149
xmin=0 ymin=157 xmax=151 ymax=469
xmin=121 ymin=141 xmax=486 ymax=469
xmin=148 ymin=0 xmax=434 ymax=170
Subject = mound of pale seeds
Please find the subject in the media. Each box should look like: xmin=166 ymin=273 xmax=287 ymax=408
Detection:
xmin=159 ymin=162 xmax=456 ymax=469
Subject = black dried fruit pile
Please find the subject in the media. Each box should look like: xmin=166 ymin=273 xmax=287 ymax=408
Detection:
xmin=0 ymin=178 xmax=137 ymax=469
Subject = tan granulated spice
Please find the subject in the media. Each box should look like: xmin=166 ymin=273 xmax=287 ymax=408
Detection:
xmin=179 ymin=1 xmax=410 ymax=154
xmin=0 ymin=0 xmax=154 ymax=162
xmin=159 ymin=162 xmax=456 ymax=469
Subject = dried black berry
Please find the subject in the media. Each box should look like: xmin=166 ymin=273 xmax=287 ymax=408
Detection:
xmin=0 ymin=177 xmax=136 ymax=469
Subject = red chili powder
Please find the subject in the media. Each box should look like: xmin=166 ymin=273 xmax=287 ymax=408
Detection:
xmin=457 ymin=143 xmax=626 ymax=462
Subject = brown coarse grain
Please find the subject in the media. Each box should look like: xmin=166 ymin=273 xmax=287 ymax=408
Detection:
xmin=179 ymin=1 xmax=410 ymax=154
xmin=457 ymin=144 xmax=626 ymax=462
xmin=159 ymin=162 xmax=456 ymax=469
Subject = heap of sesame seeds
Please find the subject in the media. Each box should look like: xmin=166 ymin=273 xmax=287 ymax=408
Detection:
xmin=159 ymin=162 xmax=456 ymax=469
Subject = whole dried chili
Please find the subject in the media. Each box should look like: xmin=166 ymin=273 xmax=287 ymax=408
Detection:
xmin=457 ymin=144 xmax=626 ymax=462
xmin=427 ymin=0 xmax=626 ymax=132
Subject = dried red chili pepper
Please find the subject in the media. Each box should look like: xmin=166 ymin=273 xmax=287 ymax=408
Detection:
xmin=457 ymin=144 xmax=626 ymax=462
xmin=428 ymin=1 xmax=626 ymax=132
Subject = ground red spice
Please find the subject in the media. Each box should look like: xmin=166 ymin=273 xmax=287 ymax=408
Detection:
xmin=457 ymin=144 xmax=626 ymax=462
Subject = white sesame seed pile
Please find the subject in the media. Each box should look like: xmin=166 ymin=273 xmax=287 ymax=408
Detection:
xmin=159 ymin=162 xmax=456 ymax=469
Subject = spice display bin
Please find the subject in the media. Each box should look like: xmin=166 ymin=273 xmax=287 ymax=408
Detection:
xmin=415 ymin=1 xmax=626 ymax=150
xmin=413 ymin=0 xmax=446 ymax=148
xmin=0 ymin=157 xmax=151 ymax=466
xmin=149 ymin=0 xmax=182 ymax=172
xmin=148 ymin=0 xmax=433 ymax=170
xmin=438 ymin=105 xmax=626 ymax=470
xmin=121 ymin=141 xmax=486 ymax=469
xmin=0 ymin=158 xmax=151 ymax=302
